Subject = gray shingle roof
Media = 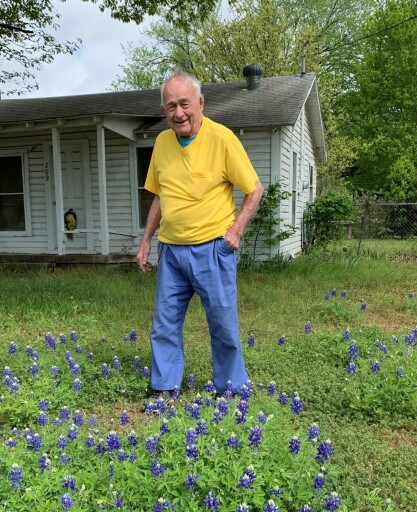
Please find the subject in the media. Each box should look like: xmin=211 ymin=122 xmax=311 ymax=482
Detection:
xmin=0 ymin=74 xmax=316 ymax=130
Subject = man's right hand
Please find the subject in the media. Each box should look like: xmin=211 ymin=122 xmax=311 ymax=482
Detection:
xmin=137 ymin=238 xmax=153 ymax=272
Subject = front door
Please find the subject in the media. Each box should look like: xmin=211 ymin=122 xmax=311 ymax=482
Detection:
xmin=45 ymin=140 xmax=92 ymax=253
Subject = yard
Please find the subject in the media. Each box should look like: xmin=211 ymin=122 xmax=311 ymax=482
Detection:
xmin=0 ymin=240 xmax=416 ymax=511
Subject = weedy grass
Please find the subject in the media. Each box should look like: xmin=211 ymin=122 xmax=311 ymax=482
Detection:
xmin=0 ymin=240 xmax=416 ymax=511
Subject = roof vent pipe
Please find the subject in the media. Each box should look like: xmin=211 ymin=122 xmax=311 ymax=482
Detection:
xmin=243 ymin=64 xmax=263 ymax=90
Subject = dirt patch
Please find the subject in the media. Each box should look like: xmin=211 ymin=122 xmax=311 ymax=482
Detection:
xmin=381 ymin=427 xmax=417 ymax=449
xmin=389 ymin=254 xmax=417 ymax=264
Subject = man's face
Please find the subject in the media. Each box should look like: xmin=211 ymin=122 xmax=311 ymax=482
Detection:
xmin=162 ymin=77 xmax=204 ymax=138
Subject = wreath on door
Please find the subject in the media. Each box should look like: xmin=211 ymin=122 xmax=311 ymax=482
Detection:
xmin=64 ymin=208 xmax=77 ymax=240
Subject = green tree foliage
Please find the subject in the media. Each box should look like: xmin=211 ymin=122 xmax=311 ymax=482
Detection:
xmin=384 ymin=156 xmax=417 ymax=203
xmin=339 ymin=0 xmax=417 ymax=195
xmin=0 ymin=0 xmax=80 ymax=95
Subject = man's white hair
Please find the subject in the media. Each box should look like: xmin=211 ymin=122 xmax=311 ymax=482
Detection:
xmin=160 ymin=69 xmax=202 ymax=107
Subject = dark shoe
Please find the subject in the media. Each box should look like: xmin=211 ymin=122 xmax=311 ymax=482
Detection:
xmin=145 ymin=390 xmax=174 ymax=413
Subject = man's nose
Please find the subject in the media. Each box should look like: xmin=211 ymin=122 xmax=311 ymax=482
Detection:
xmin=173 ymin=105 xmax=185 ymax=117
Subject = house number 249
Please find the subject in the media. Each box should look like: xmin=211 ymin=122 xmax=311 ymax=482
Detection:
xmin=44 ymin=161 xmax=49 ymax=181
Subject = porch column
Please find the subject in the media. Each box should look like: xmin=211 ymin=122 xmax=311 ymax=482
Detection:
xmin=97 ymin=124 xmax=109 ymax=255
xmin=51 ymin=127 xmax=65 ymax=255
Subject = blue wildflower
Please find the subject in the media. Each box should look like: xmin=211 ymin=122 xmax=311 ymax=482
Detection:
xmin=6 ymin=438 xmax=17 ymax=448
xmin=67 ymin=425 xmax=78 ymax=441
xmin=150 ymin=461 xmax=166 ymax=477
xmin=132 ymin=356 xmax=141 ymax=372
xmin=314 ymin=473 xmax=325 ymax=489
xmin=346 ymin=362 xmax=357 ymax=375
xmin=8 ymin=342 xmax=17 ymax=354
xmin=248 ymin=425 xmax=263 ymax=448
xmin=236 ymin=505 xmax=250 ymax=512
xmin=187 ymin=373 xmax=196 ymax=389
xmin=204 ymin=381 xmax=216 ymax=393
xmin=59 ymin=333 xmax=67 ymax=343
xmin=324 ymin=292 xmax=330 ymax=300
xmin=117 ymin=448 xmax=129 ymax=463
xmin=72 ymin=378 xmax=82 ymax=392
xmin=27 ymin=433 xmax=43 ymax=451
xmin=395 ymin=366 xmax=405 ymax=377
xmin=70 ymin=331 xmax=78 ymax=342
xmin=37 ymin=412 xmax=48 ymax=427
xmin=370 ymin=361 xmax=380 ymax=373
xmin=60 ymin=406 xmax=71 ymax=422
xmin=146 ymin=435 xmax=160 ymax=457
xmin=238 ymin=465 xmax=256 ymax=489
xmin=360 ymin=301 xmax=366 ymax=310
xmin=50 ymin=366 xmax=59 ymax=376
xmin=299 ymin=506 xmax=314 ymax=512
xmin=263 ymin=500 xmax=279 ymax=512
xmin=45 ymin=332 xmax=56 ymax=350
xmin=256 ymin=411 xmax=268 ymax=424
xmin=185 ymin=473 xmax=199 ymax=489
xmin=73 ymin=411 xmax=83 ymax=426
xmin=196 ymin=420 xmax=208 ymax=436
xmin=62 ymin=475 xmax=76 ymax=491
xmin=278 ymin=335 xmax=286 ymax=345
xmin=129 ymin=328 xmax=137 ymax=342
xmin=113 ymin=491 xmax=123 ymax=509
xmin=340 ymin=290 xmax=347 ymax=298
xmin=278 ymin=392 xmax=288 ymax=405
xmin=324 ymin=492 xmax=341 ymax=511
xmin=348 ymin=341 xmax=358 ymax=360
xmin=343 ymin=329 xmax=350 ymax=341
xmin=305 ymin=321 xmax=312 ymax=334
xmin=57 ymin=435 xmax=67 ymax=450
xmin=267 ymin=381 xmax=276 ymax=395
xmin=203 ymin=491 xmax=221 ymax=511
xmin=9 ymin=463 xmax=23 ymax=490
xmin=248 ymin=333 xmax=255 ymax=348
xmin=270 ymin=487 xmax=282 ymax=497
xmin=30 ymin=362 xmax=39 ymax=376
xmin=113 ymin=357 xmax=121 ymax=370
xmin=226 ymin=432 xmax=240 ymax=449
xmin=308 ymin=423 xmax=321 ymax=442
xmin=289 ymin=436 xmax=301 ymax=454
xmin=185 ymin=403 xmax=201 ymax=420
xmin=107 ymin=431 xmax=121 ymax=451
xmin=316 ymin=439 xmax=334 ymax=463
xmin=85 ymin=435 xmax=95 ymax=448
xmin=38 ymin=453 xmax=50 ymax=473
xmin=291 ymin=392 xmax=304 ymax=414
xmin=142 ymin=366 xmax=150 ymax=378
xmin=186 ymin=443 xmax=198 ymax=461
xmin=120 ymin=410 xmax=130 ymax=426
xmin=75 ymin=345 xmax=82 ymax=353
xmin=60 ymin=493 xmax=74 ymax=510
xmin=60 ymin=453 xmax=71 ymax=464
xmin=128 ymin=430 xmax=138 ymax=446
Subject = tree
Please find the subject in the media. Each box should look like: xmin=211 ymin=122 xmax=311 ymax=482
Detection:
xmin=0 ymin=1 xmax=80 ymax=95
xmin=338 ymin=0 xmax=417 ymax=195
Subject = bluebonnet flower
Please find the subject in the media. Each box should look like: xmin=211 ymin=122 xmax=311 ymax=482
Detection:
xmin=235 ymin=410 xmax=247 ymax=425
xmin=6 ymin=437 xmax=17 ymax=448
xmin=340 ymin=290 xmax=347 ymax=298
xmin=187 ymin=373 xmax=196 ymax=389
xmin=185 ymin=403 xmax=201 ymax=420
xmin=151 ymin=461 xmax=166 ymax=477
xmin=117 ymin=448 xmax=129 ymax=463
xmin=109 ymin=460 xmax=115 ymax=482
xmin=39 ymin=398 xmax=49 ymax=411
xmin=8 ymin=377 xmax=19 ymax=395
xmin=132 ymin=356 xmax=141 ymax=372
xmin=291 ymin=392 xmax=304 ymax=414
xmin=308 ymin=423 xmax=321 ymax=442
xmin=8 ymin=342 xmax=17 ymax=354
xmin=267 ymin=381 xmax=276 ymax=395
xmin=239 ymin=383 xmax=252 ymax=400
xmin=237 ymin=399 xmax=249 ymax=415
xmin=100 ymin=363 xmax=110 ymax=377
xmin=278 ymin=335 xmax=286 ymax=345
xmin=159 ymin=419 xmax=170 ymax=436
xmin=238 ymin=465 xmax=256 ymax=489
xmin=248 ymin=333 xmax=255 ymax=348
xmin=223 ymin=379 xmax=234 ymax=399
xmin=248 ymin=425 xmax=263 ymax=448
xmin=346 ymin=362 xmax=357 ymax=375
xmin=186 ymin=473 xmax=199 ymax=489
xmin=86 ymin=435 xmax=95 ymax=448
xmin=26 ymin=345 xmax=35 ymax=357
xmin=343 ymin=329 xmax=350 ymax=341
xmin=45 ymin=332 xmax=56 ymax=350
xmin=72 ymin=378 xmax=82 ymax=392
xmin=70 ymin=331 xmax=78 ymax=342
xmin=130 ymin=452 xmax=138 ymax=463
xmin=305 ymin=321 xmax=312 ymax=334
xmin=256 ymin=411 xmax=268 ymax=424
xmin=331 ymin=288 xmax=337 ymax=297
xmin=196 ymin=420 xmax=209 ymax=436
xmin=146 ymin=435 xmax=160 ymax=457
xmin=395 ymin=366 xmax=405 ymax=377
xmin=73 ymin=410 xmax=83 ymax=426
xmin=142 ymin=366 xmax=150 ymax=378
xmin=129 ymin=328 xmax=137 ymax=342
xmin=120 ymin=410 xmax=130 ymax=426
xmin=204 ymin=381 xmax=216 ymax=393
xmin=314 ymin=472 xmax=325 ymax=489
xmin=360 ymin=301 xmax=366 ymax=310
xmin=409 ymin=292 xmax=415 ymax=299
xmin=289 ymin=436 xmax=301 ymax=454
xmin=324 ymin=492 xmax=340 ymax=511
xmin=60 ymin=493 xmax=74 ymax=510
xmin=212 ymin=409 xmax=224 ymax=424
xmin=60 ymin=453 xmax=71 ymax=464
xmin=71 ymin=364 xmax=81 ymax=377
xmin=316 ymin=439 xmax=334 ymax=463
xmin=60 ymin=333 xmax=67 ymax=343
xmin=67 ymin=425 xmax=78 ymax=441
xmin=60 ymin=406 xmax=71 ymax=422
xmin=113 ymin=491 xmax=123 ymax=509
xmin=95 ymin=439 xmax=106 ymax=456
xmin=38 ymin=453 xmax=51 ymax=473
xmin=217 ymin=397 xmax=229 ymax=415
xmin=4 ymin=366 xmax=13 ymax=378
xmin=154 ymin=498 xmax=177 ymax=511
xmin=226 ymin=432 xmax=240 ymax=449
xmin=186 ymin=443 xmax=198 ymax=461
xmin=113 ymin=357 xmax=121 ymax=370
xmin=50 ymin=365 xmax=59 ymax=376
xmin=38 ymin=412 xmax=48 ymax=427
xmin=299 ymin=506 xmax=314 ymax=512
xmin=128 ymin=430 xmax=138 ymax=446
xmin=236 ymin=505 xmax=250 ymax=512
xmin=269 ymin=487 xmax=282 ymax=497
xmin=278 ymin=392 xmax=288 ymax=405
xmin=101 ymin=337 xmax=107 ymax=343
xmin=324 ymin=292 xmax=330 ymax=300
xmin=370 ymin=361 xmax=380 ymax=373
xmin=75 ymin=344 xmax=82 ymax=353
xmin=62 ymin=475 xmax=76 ymax=491
xmin=172 ymin=385 xmax=180 ymax=400
xmin=107 ymin=431 xmax=121 ymax=451
xmin=203 ymin=491 xmax=221 ymax=511
xmin=57 ymin=435 xmax=67 ymax=449
xmin=404 ymin=333 xmax=416 ymax=346
xmin=27 ymin=433 xmax=43 ymax=451
xmin=31 ymin=350 xmax=39 ymax=361
xmin=185 ymin=428 xmax=198 ymax=445
xmin=9 ymin=463 xmax=23 ymax=490
xmin=348 ymin=341 xmax=358 ymax=361
xmin=263 ymin=500 xmax=279 ymax=512
xmin=30 ymin=362 xmax=39 ymax=376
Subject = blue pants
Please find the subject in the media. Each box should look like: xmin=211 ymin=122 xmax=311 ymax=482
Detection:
xmin=150 ymin=238 xmax=248 ymax=393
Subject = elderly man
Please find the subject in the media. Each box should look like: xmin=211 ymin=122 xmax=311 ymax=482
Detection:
xmin=137 ymin=69 xmax=264 ymax=403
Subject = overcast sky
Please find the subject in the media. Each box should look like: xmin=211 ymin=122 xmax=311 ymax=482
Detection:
xmin=8 ymin=0 xmax=151 ymax=99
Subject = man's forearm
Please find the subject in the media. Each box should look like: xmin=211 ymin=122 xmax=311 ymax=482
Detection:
xmin=141 ymin=195 xmax=161 ymax=242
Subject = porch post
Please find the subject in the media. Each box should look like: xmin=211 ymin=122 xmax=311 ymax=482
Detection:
xmin=97 ymin=124 xmax=109 ymax=255
xmin=51 ymin=127 xmax=65 ymax=255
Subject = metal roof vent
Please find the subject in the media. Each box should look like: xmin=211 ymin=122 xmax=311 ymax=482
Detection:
xmin=243 ymin=64 xmax=263 ymax=90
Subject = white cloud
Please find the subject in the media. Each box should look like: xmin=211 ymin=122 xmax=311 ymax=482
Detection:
xmin=7 ymin=0 xmax=152 ymax=98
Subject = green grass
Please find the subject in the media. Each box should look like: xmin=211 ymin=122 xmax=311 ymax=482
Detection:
xmin=0 ymin=242 xmax=416 ymax=510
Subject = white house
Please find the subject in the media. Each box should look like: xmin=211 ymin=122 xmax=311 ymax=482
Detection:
xmin=0 ymin=70 xmax=326 ymax=264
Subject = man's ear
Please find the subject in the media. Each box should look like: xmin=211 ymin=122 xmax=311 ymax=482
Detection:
xmin=199 ymin=95 xmax=205 ymax=110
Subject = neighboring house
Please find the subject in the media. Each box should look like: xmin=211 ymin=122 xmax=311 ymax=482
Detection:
xmin=0 ymin=70 xmax=326 ymax=264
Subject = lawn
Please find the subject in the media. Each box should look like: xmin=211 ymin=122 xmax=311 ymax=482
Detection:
xmin=0 ymin=240 xmax=416 ymax=511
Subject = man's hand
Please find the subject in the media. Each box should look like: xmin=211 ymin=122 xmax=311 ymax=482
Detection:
xmin=137 ymin=238 xmax=153 ymax=272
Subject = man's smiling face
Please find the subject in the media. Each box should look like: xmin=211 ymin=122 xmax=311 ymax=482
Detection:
xmin=162 ymin=77 xmax=204 ymax=138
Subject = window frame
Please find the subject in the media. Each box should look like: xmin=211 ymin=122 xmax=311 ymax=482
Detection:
xmin=0 ymin=148 xmax=31 ymax=236
xmin=135 ymin=144 xmax=155 ymax=230
xmin=291 ymin=150 xmax=298 ymax=228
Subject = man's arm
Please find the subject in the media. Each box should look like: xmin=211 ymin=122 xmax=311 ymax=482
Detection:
xmin=225 ymin=180 xmax=264 ymax=250
xmin=136 ymin=195 xmax=161 ymax=272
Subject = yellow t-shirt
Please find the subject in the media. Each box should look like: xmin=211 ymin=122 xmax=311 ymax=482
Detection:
xmin=145 ymin=116 xmax=260 ymax=244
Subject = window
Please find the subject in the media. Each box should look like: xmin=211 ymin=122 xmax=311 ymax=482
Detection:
xmin=291 ymin=151 xmax=298 ymax=227
xmin=309 ymin=164 xmax=314 ymax=204
xmin=0 ymin=152 xmax=29 ymax=233
xmin=136 ymin=147 xmax=154 ymax=228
